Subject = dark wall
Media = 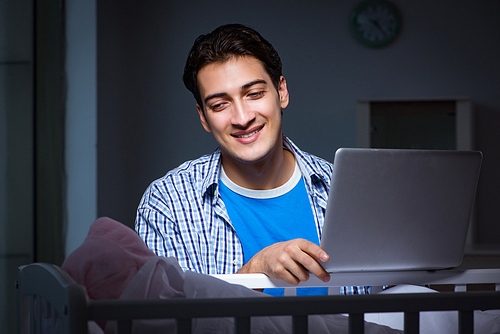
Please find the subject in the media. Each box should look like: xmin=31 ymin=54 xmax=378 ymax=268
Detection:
xmin=97 ymin=0 xmax=500 ymax=247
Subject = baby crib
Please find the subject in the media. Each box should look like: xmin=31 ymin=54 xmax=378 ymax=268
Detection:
xmin=17 ymin=261 xmax=500 ymax=334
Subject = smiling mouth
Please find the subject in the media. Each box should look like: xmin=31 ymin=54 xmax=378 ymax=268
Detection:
xmin=234 ymin=126 xmax=263 ymax=139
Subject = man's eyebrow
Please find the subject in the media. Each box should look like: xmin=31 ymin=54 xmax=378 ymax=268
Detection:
xmin=203 ymin=79 xmax=268 ymax=105
xmin=241 ymin=79 xmax=268 ymax=90
xmin=204 ymin=92 xmax=227 ymax=105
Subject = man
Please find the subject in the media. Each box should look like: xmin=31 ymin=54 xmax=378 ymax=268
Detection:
xmin=135 ymin=24 xmax=368 ymax=294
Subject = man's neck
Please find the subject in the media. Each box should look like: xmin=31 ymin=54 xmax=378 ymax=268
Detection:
xmin=221 ymin=146 xmax=296 ymax=190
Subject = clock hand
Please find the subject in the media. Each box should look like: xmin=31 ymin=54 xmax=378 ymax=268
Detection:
xmin=369 ymin=19 xmax=383 ymax=33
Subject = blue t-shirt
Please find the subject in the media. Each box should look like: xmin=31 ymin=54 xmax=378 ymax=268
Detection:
xmin=219 ymin=162 xmax=328 ymax=296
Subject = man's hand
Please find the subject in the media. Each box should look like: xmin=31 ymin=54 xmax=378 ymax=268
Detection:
xmin=236 ymin=238 xmax=331 ymax=285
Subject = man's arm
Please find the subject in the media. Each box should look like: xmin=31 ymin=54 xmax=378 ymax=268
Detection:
xmin=135 ymin=185 xmax=198 ymax=273
xmin=236 ymin=238 xmax=331 ymax=285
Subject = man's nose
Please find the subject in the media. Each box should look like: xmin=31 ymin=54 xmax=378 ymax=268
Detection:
xmin=231 ymin=101 xmax=255 ymax=127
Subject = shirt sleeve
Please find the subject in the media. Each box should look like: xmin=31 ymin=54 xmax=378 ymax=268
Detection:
xmin=135 ymin=183 xmax=197 ymax=273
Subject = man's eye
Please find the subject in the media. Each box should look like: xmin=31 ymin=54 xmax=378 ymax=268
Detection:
xmin=210 ymin=103 xmax=225 ymax=111
xmin=249 ymin=91 xmax=265 ymax=98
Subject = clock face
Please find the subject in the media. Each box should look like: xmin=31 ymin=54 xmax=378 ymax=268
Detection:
xmin=350 ymin=0 xmax=401 ymax=48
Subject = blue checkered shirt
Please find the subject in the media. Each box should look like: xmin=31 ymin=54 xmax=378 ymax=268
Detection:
xmin=135 ymin=137 xmax=369 ymax=295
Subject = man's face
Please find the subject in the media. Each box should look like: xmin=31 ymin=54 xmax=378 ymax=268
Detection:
xmin=196 ymin=56 xmax=289 ymax=166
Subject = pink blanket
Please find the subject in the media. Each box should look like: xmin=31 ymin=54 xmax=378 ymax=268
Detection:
xmin=62 ymin=217 xmax=156 ymax=301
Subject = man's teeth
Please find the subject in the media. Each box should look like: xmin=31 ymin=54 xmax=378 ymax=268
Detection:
xmin=237 ymin=128 xmax=260 ymax=138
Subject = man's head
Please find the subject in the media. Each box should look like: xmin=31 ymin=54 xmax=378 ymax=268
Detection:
xmin=183 ymin=24 xmax=290 ymax=176
xmin=183 ymin=24 xmax=282 ymax=108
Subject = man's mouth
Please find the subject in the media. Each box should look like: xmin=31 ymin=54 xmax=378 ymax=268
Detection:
xmin=234 ymin=126 xmax=263 ymax=138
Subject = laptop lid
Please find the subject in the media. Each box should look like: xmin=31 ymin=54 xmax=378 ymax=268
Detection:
xmin=320 ymin=148 xmax=482 ymax=273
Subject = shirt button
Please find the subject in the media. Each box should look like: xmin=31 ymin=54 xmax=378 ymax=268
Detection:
xmin=233 ymin=259 xmax=239 ymax=266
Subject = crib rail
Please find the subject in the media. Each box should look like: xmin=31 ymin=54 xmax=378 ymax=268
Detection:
xmin=16 ymin=263 xmax=89 ymax=334
xmin=17 ymin=263 xmax=500 ymax=334
xmin=89 ymin=292 xmax=500 ymax=334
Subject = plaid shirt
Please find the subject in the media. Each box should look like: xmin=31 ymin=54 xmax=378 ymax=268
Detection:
xmin=136 ymin=137 xmax=369 ymax=295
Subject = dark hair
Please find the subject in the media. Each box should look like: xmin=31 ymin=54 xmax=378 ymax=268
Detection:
xmin=183 ymin=24 xmax=282 ymax=107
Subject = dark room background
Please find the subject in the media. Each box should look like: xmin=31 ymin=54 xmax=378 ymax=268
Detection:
xmin=96 ymin=0 xmax=500 ymax=250
xmin=2 ymin=1 xmax=500 ymax=332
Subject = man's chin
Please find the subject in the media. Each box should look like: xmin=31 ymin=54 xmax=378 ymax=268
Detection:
xmin=222 ymin=149 xmax=271 ymax=165
xmin=233 ymin=154 xmax=268 ymax=165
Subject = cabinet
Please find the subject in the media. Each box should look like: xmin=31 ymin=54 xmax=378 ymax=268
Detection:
xmin=356 ymin=98 xmax=474 ymax=151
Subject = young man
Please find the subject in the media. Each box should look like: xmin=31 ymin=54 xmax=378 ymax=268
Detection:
xmin=135 ymin=24 xmax=368 ymax=294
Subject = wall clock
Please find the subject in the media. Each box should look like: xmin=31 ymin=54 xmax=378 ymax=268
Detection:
xmin=350 ymin=0 xmax=401 ymax=48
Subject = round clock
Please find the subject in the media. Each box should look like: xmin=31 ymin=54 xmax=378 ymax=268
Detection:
xmin=350 ymin=0 xmax=401 ymax=48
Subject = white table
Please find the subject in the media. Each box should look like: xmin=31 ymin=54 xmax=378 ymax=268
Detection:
xmin=212 ymin=267 xmax=500 ymax=294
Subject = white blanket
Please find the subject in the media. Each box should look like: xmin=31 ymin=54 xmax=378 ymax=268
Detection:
xmin=103 ymin=256 xmax=401 ymax=334
xmin=365 ymin=284 xmax=500 ymax=333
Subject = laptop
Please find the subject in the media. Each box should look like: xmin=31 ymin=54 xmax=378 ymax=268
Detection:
xmin=320 ymin=148 xmax=482 ymax=273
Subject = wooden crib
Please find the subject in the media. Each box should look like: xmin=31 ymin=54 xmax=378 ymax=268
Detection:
xmin=17 ymin=260 xmax=500 ymax=334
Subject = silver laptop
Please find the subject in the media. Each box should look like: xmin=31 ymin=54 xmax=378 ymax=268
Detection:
xmin=320 ymin=148 xmax=482 ymax=273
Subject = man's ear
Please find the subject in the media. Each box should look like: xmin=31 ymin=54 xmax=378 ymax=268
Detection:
xmin=197 ymin=104 xmax=212 ymax=133
xmin=278 ymin=76 xmax=289 ymax=109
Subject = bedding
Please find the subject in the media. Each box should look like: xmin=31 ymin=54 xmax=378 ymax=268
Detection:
xmin=60 ymin=217 xmax=500 ymax=333
xmin=365 ymin=284 xmax=500 ymax=333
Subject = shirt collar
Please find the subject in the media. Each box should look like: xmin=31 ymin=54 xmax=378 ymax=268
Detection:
xmin=283 ymin=135 xmax=330 ymax=187
xmin=201 ymin=148 xmax=222 ymax=201
xmin=201 ymin=135 xmax=330 ymax=201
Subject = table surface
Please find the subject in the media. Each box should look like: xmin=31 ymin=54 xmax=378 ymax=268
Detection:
xmin=211 ymin=256 xmax=500 ymax=289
